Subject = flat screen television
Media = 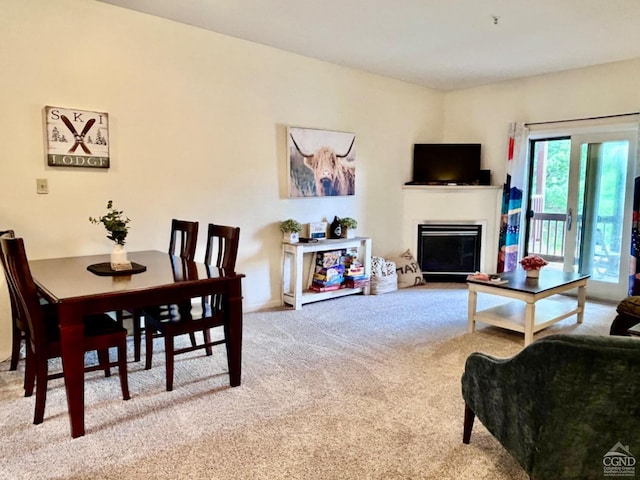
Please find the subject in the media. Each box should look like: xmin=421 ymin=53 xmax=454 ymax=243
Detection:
xmin=410 ymin=143 xmax=481 ymax=185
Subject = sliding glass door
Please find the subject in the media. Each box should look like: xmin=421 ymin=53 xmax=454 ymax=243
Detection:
xmin=526 ymin=129 xmax=637 ymax=300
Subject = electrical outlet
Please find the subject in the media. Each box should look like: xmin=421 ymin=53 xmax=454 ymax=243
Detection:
xmin=36 ymin=178 xmax=48 ymax=194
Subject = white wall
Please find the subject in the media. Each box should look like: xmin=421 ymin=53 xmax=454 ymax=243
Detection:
xmin=440 ymin=59 xmax=640 ymax=273
xmin=0 ymin=0 xmax=443 ymax=359
xmin=442 ymin=59 xmax=640 ymax=182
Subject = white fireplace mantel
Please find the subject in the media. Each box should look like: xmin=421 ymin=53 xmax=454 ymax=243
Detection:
xmin=402 ymin=185 xmax=503 ymax=274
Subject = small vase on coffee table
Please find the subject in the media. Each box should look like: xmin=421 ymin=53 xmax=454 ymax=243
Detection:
xmin=526 ymin=268 xmax=540 ymax=279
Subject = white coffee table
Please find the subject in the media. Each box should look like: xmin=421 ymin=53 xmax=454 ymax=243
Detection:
xmin=467 ymin=270 xmax=590 ymax=346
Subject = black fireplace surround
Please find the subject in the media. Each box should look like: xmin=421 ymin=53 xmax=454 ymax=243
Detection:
xmin=417 ymin=223 xmax=482 ymax=282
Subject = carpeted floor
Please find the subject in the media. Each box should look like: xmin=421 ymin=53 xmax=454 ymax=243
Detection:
xmin=0 ymin=284 xmax=616 ymax=479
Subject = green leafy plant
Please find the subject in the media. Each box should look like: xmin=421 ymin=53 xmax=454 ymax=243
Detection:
xmin=339 ymin=217 xmax=358 ymax=229
xmin=89 ymin=200 xmax=130 ymax=245
xmin=280 ymin=219 xmax=302 ymax=233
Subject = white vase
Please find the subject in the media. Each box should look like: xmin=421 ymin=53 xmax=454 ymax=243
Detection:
xmin=283 ymin=232 xmax=299 ymax=243
xmin=526 ymin=269 xmax=540 ymax=278
xmin=110 ymin=243 xmax=132 ymax=270
xmin=341 ymin=229 xmax=356 ymax=239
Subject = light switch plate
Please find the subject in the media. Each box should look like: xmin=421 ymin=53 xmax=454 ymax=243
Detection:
xmin=36 ymin=178 xmax=48 ymax=194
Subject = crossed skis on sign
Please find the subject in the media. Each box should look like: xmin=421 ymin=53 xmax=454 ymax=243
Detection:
xmin=61 ymin=115 xmax=96 ymax=154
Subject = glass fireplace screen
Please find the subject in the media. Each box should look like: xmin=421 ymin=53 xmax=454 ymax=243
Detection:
xmin=417 ymin=224 xmax=482 ymax=280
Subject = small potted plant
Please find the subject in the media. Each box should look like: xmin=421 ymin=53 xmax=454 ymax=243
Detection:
xmin=520 ymin=254 xmax=548 ymax=278
xmin=90 ymin=200 xmax=132 ymax=269
xmin=339 ymin=217 xmax=358 ymax=238
xmin=280 ymin=219 xmax=302 ymax=243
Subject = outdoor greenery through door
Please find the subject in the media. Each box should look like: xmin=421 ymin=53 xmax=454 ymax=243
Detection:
xmin=525 ymin=130 xmax=636 ymax=301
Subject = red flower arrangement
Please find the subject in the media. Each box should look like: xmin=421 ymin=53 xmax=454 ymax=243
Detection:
xmin=520 ymin=255 xmax=548 ymax=271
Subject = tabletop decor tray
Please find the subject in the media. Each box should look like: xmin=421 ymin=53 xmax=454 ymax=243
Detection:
xmin=87 ymin=262 xmax=147 ymax=276
xmin=466 ymin=273 xmax=508 ymax=285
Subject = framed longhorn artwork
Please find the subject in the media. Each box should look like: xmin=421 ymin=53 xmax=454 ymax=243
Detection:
xmin=288 ymin=126 xmax=356 ymax=197
xmin=44 ymin=106 xmax=110 ymax=168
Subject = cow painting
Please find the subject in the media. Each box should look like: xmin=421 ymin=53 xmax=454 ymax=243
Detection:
xmin=288 ymin=127 xmax=356 ymax=197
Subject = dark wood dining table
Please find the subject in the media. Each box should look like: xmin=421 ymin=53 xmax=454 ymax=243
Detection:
xmin=28 ymin=250 xmax=245 ymax=438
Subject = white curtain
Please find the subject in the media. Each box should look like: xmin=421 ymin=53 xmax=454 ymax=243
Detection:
xmin=497 ymin=122 xmax=530 ymax=273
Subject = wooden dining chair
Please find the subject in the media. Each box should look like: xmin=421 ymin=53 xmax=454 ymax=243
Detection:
xmin=0 ymin=230 xmax=52 ymax=384
xmin=144 ymin=224 xmax=240 ymax=391
xmin=168 ymin=219 xmax=199 ymax=261
xmin=123 ymin=219 xmax=200 ymax=362
xmin=205 ymin=223 xmax=240 ymax=270
xmin=200 ymin=224 xmax=241 ymax=353
xmin=0 ymin=236 xmax=130 ymax=424
xmin=0 ymin=230 xmax=25 ymax=372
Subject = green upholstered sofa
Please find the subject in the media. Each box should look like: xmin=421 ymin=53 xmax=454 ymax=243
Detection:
xmin=461 ymin=334 xmax=640 ymax=480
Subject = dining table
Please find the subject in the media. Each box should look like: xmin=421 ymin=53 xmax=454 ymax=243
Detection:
xmin=28 ymin=250 xmax=245 ymax=438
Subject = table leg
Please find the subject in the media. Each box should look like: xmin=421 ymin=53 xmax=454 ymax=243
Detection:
xmin=282 ymin=250 xmax=292 ymax=306
xmin=524 ymin=302 xmax=535 ymax=346
xmin=467 ymin=288 xmax=477 ymax=333
xmin=58 ymin=303 xmax=86 ymax=438
xmin=577 ymin=283 xmax=586 ymax=324
xmin=294 ymin=247 xmax=303 ymax=310
xmin=226 ymin=280 xmax=243 ymax=387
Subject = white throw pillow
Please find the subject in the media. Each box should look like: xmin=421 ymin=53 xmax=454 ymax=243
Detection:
xmin=391 ymin=249 xmax=424 ymax=288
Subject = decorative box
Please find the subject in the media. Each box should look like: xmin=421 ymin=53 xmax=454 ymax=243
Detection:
xmin=307 ymin=222 xmax=328 ymax=240
xmin=315 ymin=250 xmax=346 ymax=268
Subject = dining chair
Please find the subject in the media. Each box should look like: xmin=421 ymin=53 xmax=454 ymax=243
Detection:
xmin=205 ymin=223 xmax=240 ymax=270
xmin=0 ymin=229 xmax=24 ymax=371
xmin=168 ymin=219 xmax=199 ymax=261
xmin=143 ymin=223 xmax=240 ymax=391
xmin=200 ymin=224 xmax=240 ymax=353
xmin=119 ymin=219 xmax=199 ymax=362
xmin=0 ymin=235 xmax=130 ymax=424
xmin=0 ymin=230 xmax=52 ymax=383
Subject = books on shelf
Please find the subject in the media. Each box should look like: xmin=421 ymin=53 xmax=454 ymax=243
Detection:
xmin=315 ymin=250 xmax=345 ymax=268
xmin=344 ymin=261 xmax=365 ymax=277
xmin=313 ymin=265 xmax=345 ymax=282
xmin=307 ymin=247 xmax=366 ymax=291
xmin=344 ymin=278 xmax=370 ymax=289
xmin=309 ymin=284 xmax=345 ymax=293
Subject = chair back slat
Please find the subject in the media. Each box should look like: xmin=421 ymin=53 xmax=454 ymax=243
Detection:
xmin=168 ymin=219 xmax=198 ymax=261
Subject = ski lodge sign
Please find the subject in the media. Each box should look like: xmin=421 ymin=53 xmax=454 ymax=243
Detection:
xmin=45 ymin=106 xmax=109 ymax=168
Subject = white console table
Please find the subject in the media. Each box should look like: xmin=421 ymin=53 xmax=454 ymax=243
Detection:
xmin=282 ymin=237 xmax=372 ymax=309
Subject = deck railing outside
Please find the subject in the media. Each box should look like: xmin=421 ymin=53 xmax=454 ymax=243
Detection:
xmin=528 ymin=212 xmax=567 ymax=262
xmin=527 ymin=212 xmax=619 ymax=265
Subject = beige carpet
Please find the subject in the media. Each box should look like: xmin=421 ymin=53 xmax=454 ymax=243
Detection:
xmin=0 ymin=284 xmax=616 ymax=479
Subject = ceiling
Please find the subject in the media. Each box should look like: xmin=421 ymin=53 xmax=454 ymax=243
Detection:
xmin=97 ymin=0 xmax=640 ymax=91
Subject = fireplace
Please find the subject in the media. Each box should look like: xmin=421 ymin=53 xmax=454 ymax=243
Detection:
xmin=402 ymin=185 xmax=501 ymax=281
xmin=417 ymin=223 xmax=482 ymax=281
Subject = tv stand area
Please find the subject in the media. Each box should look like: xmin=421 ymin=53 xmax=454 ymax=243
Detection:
xmin=402 ymin=184 xmax=497 ymax=191
xmin=282 ymin=237 xmax=372 ymax=310
xmin=405 ymin=181 xmax=474 ymax=186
